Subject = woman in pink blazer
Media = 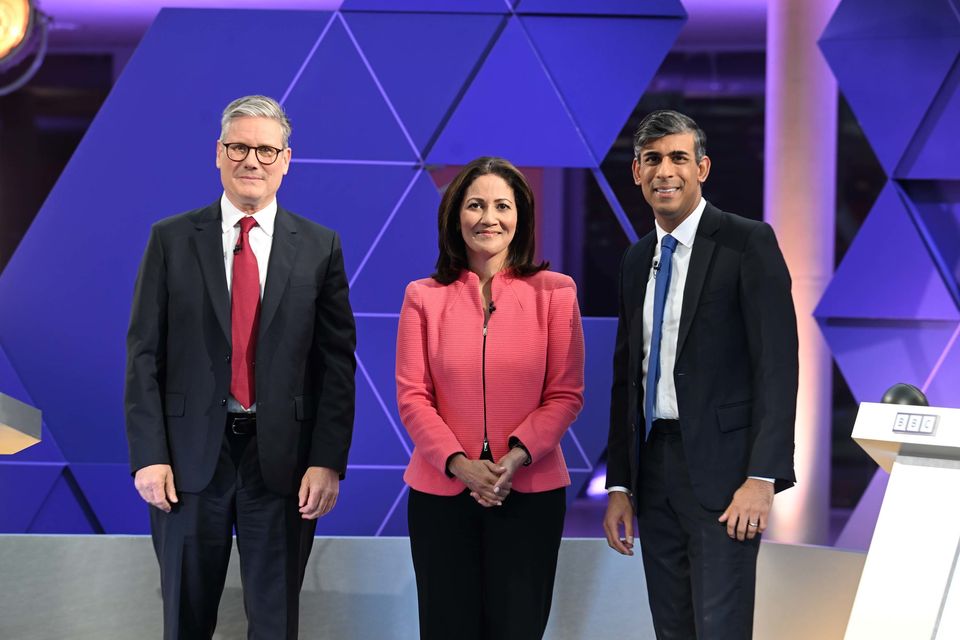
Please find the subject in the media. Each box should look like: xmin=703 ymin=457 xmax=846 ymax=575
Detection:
xmin=396 ymin=157 xmax=585 ymax=640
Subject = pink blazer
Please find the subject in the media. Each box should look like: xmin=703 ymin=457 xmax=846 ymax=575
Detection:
xmin=396 ymin=269 xmax=585 ymax=496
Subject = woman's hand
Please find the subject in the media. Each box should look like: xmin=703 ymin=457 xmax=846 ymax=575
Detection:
xmin=449 ymin=455 xmax=505 ymax=506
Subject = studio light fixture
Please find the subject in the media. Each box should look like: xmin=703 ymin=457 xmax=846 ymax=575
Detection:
xmin=0 ymin=0 xmax=50 ymax=96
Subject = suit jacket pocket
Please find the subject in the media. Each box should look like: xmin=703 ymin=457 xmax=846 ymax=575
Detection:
xmin=295 ymin=395 xmax=317 ymax=421
xmin=716 ymin=400 xmax=751 ymax=432
xmin=164 ymin=393 xmax=185 ymax=417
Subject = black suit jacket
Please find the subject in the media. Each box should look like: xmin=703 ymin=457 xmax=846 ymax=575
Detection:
xmin=607 ymin=203 xmax=798 ymax=510
xmin=125 ymin=201 xmax=356 ymax=496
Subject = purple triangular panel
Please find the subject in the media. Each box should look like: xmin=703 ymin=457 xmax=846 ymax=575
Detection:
xmin=923 ymin=332 xmax=960 ymax=409
xmin=0 ymin=9 xmax=333 ymax=465
xmin=517 ymin=0 xmax=686 ymax=16
xmin=349 ymin=170 xmax=441 ymax=311
xmin=345 ymin=12 xmax=503 ymax=155
xmin=834 ymin=469 xmax=888 ymax=552
xmin=341 ymin=0 xmax=509 ymax=12
xmin=815 ymin=184 xmax=959 ymax=321
xmin=428 ymin=17 xmax=595 ymax=167
xmin=0 ymin=463 xmax=62 ymax=532
xmin=820 ymin=320 xmax=958 ymax=404
xmin=900 ymin=182 xmax=960 ymax=301
xmin=354 ymin=317 xmax=411 ymax=460
xmin=70 ymin=463 xmax=150 ymax=534
xmin=0 ymin=344 xmax=63 ymax=462
xmin=376 ymin=486 xmax=410 ymax=536
xmin=822 ymin=0 xmax=960 ymax=40
xmin=559 ymin=318 xmax=617 ymax=476
xmin=283 ymin=17 xmax=417 ymax=161
xmin=27 ymin=469 xmax=99 ymax=533
xmin=820 ymin=35 xmax=960 ymax=173
xmin=280 ymin=163 xmax=418 ymax=280
xmin=313 ymin=469 xmax=406 ymax=535
xmin=899 ymin=62 xmax=960 ymax=180
xmin=522 ymin=16 xmax=683 ymax=160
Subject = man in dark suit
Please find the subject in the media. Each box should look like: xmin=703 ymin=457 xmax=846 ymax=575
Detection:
xmin=125 ymin=95 xmax=356 ymax=639
xmin=603 ymin=110 xmax=798 ymax=639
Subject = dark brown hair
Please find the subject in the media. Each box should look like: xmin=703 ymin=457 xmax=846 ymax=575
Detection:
xmin=432 ymin=156 xmax=549 ymax=285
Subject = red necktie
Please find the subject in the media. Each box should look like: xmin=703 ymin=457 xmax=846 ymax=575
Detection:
xmin=231 ymin=216 xmax=260 ymax=409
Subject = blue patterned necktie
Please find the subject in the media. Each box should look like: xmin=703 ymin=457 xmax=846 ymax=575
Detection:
xmin=644 ymin=234 xmax=678 ymax=438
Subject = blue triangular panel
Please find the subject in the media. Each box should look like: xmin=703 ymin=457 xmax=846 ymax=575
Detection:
xmin=522 ymin=15 xmax=683 ymax=161
xmin=342 ymin=0 xmax=509 ymax=12
xmin=70 ymin=463 xmax=150 ymax=534
xmin=313 ymin=469 xmax=406 ymax=535
xmin=815 ymin=184 xmax=959 ymax=321
xmin=280 ymin=163 xmax=419 ymax=280
xmin=923 ymin=335 xmax=960 ymax=409
xmin=376 ymin=486 xmax=410 ymax=536
xmin=899 ymin=62 xmax=960 ymax=180
xmin=0 ymin=463 xmax=62 ymax=532
xmin=820 ymin=320 xmax=958 ymax=404
xmin=355 ymin=317 xmax=412 ymax=458
xmin=283 ymin=17 xmax=417 ymax=161
xmin=428 ymin=17 xmax=595 ymax=167
xmin=822 ymin=0 xmax=960 ymax=41
xmin=349 ymin=170 xmax=441 ymax=311
xmin=517 ymin=0 xmax=686 ymax=17
xmin=27 ymin=468 xmax=100 ymax=533
xmin=820 ymin=35 xmax=960 ymax=173
xmin=345 ymin=12 xmax=504 ymax=155
xmin=901 ymin=183 xmax=960 ymax=303
xmin=0 ymin=344 xmax=63 ymax=462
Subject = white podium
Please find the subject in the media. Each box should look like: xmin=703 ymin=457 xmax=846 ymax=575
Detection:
xmin=845 ymin=402 xmax=960 ymax=639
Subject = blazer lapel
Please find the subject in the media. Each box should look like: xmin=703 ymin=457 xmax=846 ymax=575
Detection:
xmin=192 ymin=203 xmax=232 ymax=342
xmin=677 ymin=204 xmax=720 ymax=357
xmin=631 ymin=235 xmax=656 ymax=383
xmin=259 ymin=207 xmax=300 ymax=337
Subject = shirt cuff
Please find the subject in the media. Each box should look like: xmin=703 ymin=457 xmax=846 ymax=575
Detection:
xmin=749 ymin=476 xmax=775 ymax=483
xmin=607 ymin=486 xmax=631 ymax=495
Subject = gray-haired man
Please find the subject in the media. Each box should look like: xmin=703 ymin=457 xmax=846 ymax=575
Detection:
xmin=125 ymin=95 xmax=356 ymax=639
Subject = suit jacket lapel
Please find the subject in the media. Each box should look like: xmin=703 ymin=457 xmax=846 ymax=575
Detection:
xmin=259 ymin=207 xmax=300 ymax=337
xmin=632 ymin=235 xmax=656 ymax=381
xmin=192 ymin=203 xmax=232 ymax=342
xmin=677 ymin=204 xmax=720 ymax=357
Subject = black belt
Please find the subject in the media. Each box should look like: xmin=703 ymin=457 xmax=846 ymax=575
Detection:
xmin=226 ymin=413 xmax=257 ymax=436
xmin=651 ymin=419 xmax=680 ymax=435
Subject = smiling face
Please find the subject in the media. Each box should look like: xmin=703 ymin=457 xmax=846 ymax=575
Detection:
xmin=216 ymin=116 xmax=291 ymax=213
xmin=459 ymin=173 xmax=517 ymax=270
xmin=633 ymin=131 xmax=710 ymax=231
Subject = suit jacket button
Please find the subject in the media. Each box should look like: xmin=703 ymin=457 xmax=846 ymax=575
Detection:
xmin=225 ymin=355 xmax=231 ymax=363
xmin=220 ymin=398 xmax=227 ymax=406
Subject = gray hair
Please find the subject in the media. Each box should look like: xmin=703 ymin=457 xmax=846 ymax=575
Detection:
xmin=219 ymin=95 xmax=292 ymax=147
xmin=633 ymin=110 xmax=706 ymax=162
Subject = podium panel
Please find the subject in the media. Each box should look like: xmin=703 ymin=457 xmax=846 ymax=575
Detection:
xmin=846 ymin=402 xmax=960 ymax=639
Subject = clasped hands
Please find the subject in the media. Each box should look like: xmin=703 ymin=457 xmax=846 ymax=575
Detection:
xmin=449 ymin=448 xmax=528 ymax=507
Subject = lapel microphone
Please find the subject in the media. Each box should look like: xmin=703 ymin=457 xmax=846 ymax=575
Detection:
xmin=488 ymin=301 xmax=496 ymax=314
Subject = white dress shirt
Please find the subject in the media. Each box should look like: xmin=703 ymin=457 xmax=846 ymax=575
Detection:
xmin=220 ymin=193 xmax=276 ymax=413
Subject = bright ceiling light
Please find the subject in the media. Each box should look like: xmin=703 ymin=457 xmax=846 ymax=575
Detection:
xmin=0 ymin=0 xmax=33 ymax=61
xmin=0 ymin=0 xmax=49 ymax=96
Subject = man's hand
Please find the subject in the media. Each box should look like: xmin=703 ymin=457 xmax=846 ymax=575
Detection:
xmin=298 ymin=466 xmax=340 ymax=520
xmin=718 ymin=478 xmax=774 ymax=541
xmin=449 ymin=455 xmax=505 ymax=507
xmin=603 ymin=491 xmax=636 ymax=556
xmin=134 ymin=464 xmax=178 ymax=513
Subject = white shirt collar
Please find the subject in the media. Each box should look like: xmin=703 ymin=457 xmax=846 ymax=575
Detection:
xmin=654 ymin=197 xmax=706 ymax=249
xmin=220 ymin=193 xmax=277 ymax=237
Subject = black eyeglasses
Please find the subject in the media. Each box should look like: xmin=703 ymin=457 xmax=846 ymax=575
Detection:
xmin=221 ymin=142 xmax=285 ymax=165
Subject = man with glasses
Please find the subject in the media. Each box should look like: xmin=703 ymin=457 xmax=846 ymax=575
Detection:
xmin=125 ymin=95 xmax=356 ymax=639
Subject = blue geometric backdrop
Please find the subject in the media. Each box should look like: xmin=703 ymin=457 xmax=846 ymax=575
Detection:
xmin=0 ymin=1 xmax=685 ymax=534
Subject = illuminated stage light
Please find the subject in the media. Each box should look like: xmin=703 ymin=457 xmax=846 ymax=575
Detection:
xmin=0 ymin=0 xmax=50 ymax=96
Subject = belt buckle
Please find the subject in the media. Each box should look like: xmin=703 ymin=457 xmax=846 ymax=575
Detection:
xmin=229 ymin=415 xmax=255 ymax=436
